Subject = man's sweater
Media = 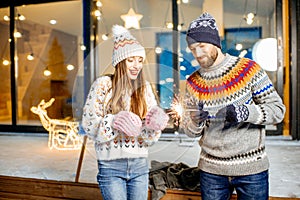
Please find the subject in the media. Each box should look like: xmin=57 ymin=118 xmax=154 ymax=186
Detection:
xmin=181 ymin=54 xmax=286 ymax=176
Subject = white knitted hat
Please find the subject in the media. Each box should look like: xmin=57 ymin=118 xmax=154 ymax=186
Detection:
xmin=112 ymin=25 xmax=146 ymax=67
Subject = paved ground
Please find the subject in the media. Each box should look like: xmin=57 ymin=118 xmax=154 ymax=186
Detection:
xmin=0 ymin=133 xmax=299 ymax=198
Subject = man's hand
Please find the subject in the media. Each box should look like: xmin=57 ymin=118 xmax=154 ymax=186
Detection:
xmin=187 ymin=101 xmax=209 ymax=126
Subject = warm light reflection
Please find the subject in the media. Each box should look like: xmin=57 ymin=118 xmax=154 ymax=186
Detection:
xmin=101 ymin=34 xmax=108 ymax=40
xmin=2 ymin=59 xmax=10 ymax=66
xmin=66 ymin=64 xmax=74 ymax=71
xmin=27 ymin=53 xmax=34 ymax=60
xmin=30 ymin=98 xmax=81 ymax=150
xmin=49 ymin=19 xmax=57 ymax=25
xmin=43 ymin=68 xmax=51 ymax=76
xmin=14 ymin=31 xmax=22 ymax=38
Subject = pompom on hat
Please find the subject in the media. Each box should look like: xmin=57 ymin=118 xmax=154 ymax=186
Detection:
xmin=112 ymin=25 xmax=146 ymax=67
xmin=186 ymin=13 xmax=221 ymax=49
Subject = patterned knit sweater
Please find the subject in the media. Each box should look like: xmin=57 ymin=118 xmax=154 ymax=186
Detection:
xmin=82 ymin=76 xmax=161 ymax=161
xmin=180 ymin=54 xmax=286 ymax=176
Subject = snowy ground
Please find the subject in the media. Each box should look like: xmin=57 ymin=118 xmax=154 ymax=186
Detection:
xmin=0 ymin=133 xmax=299 ymax=198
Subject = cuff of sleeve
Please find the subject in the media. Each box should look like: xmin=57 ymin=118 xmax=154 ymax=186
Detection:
xmin=245 ymin=104 xmax=264 ymax=124
xmin=187 ymin=121 xmax=205 ymax=136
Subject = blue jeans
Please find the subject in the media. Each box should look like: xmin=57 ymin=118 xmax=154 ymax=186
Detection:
xmin=200 ymin=170 xmax=269 ymax=200
xmin=97 ymin=158 xmax=149 ymax=200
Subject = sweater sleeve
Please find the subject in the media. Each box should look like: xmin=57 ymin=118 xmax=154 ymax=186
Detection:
xmin=82 ymin=76 xmax=119 ymax=142
xmin=245 ymin=63 xmax=286 ymax=125
xmin=140 ymin=82 xmax=162 ymax=145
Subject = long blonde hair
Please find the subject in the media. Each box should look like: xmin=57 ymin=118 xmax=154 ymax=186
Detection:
xmin=109 ymin=60 xmax=147 ymax=119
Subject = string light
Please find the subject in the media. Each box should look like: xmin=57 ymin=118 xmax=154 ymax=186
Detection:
xmin=17 ymin=14 xmax=26 ymax=21
xmin=2 ymin=59 xmax=10 ymax=66
xmin=3 ymin=15 xmax=10 ymax=21
xmin=243 ymin=0 xmax=258 ymax=25
xmin=43 ymin=67 xmax=51 ymax=76
xmin=27 ymin=53 xmax=34 ymax=60
xmin=14 ymin=31 xmax=22 ymax=38
xmin=163 ymin=1 xmax=185 ymax=30
xmin=66 ymin=64 xmax=75 ymax=71
xmin=96 ymin=0 xmax=103 ymax=7
xmin=235 ymin=43 xmax=243 ymax=50
xmin=101 ymin=33 xmax=108 ymax=40
xmin=49 ymin=19 xmax=57 ymax=25
xmin=94 ymin=10 xmax=102 ymax=20
xmin=166 ymin=22 xmax=173 ymax=29
xmin=80 ymin=44 xmax=86 ymax=51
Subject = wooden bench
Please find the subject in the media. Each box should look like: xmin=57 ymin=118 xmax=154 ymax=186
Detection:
xmin=0 ymin=175 xmax=298 ymax=200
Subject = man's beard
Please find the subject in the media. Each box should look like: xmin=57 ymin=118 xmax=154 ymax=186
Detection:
xmin=198 ymin=48 xmax=218 ymax=68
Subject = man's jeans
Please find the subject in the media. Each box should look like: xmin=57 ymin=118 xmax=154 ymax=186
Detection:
xmin=97 ymin=158 xmax=149 ymax=200
xmin=200 ymin=170 xmax=269 ymax=200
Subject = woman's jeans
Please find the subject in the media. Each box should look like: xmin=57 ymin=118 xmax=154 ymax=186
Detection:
xmin=200 ymin=170 xmax=269 ymax=200
xmin=97 ymin=158 xmax=149 ymax=200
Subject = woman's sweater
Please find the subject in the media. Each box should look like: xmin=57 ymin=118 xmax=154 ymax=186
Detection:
xmin=181 ymin=54 xmax=286 ymax=176
xmin=82 ymin=76 xmax=161 ymax=161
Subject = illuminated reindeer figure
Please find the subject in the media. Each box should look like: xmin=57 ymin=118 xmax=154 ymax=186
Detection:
xmin=30 ymin=98 xmax=82 ymax=150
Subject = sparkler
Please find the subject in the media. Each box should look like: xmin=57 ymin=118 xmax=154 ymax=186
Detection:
xmin=167 ymin=95 xmax=207 ymax=129
xmin=167 ymin=96 xmax=183 ymax=128
xmin=166 ymin=95 xmax=198 ymax=128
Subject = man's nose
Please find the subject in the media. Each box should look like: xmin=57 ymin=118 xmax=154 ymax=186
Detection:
xmin=195 ymin=46 xmax=203 ymax=57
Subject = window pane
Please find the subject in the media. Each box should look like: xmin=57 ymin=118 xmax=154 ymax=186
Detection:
xmin=0 ymin=7 xmax=12 ymax=125
xmin=13 ymin=1 xmax=82 ymax=126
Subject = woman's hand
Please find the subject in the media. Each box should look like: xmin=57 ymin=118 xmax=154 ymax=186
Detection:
xmin=112 ymin=111 xmax=142 ymax=136
xmin=145 ymin=106 xmax=169 ymax=131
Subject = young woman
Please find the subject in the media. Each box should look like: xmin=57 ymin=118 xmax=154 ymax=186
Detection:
xmin=82 ymin=25 xmax=169 ymax=200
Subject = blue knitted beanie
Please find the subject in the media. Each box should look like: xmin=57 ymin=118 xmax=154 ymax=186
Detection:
xmin=186 ymin=13 xmax=221 ymax=49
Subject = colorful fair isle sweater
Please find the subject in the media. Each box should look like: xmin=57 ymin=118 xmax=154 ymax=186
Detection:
xmin=181 ymin=54 xmax=286 ymax=176
xmin=82 ymin=75 xmax=161 ymax=161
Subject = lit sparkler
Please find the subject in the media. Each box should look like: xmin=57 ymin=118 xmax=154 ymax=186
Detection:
xmin=167 ymin=95 xmax=203 ymax=128
xmin=167 ymin=96 xmax=183 ymax=127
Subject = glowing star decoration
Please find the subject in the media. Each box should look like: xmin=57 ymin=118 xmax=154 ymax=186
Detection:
xmin=121 ymin=8 xmax=143 ymax=29
xmin=30 ymin=98 xmax=82 ymax=150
